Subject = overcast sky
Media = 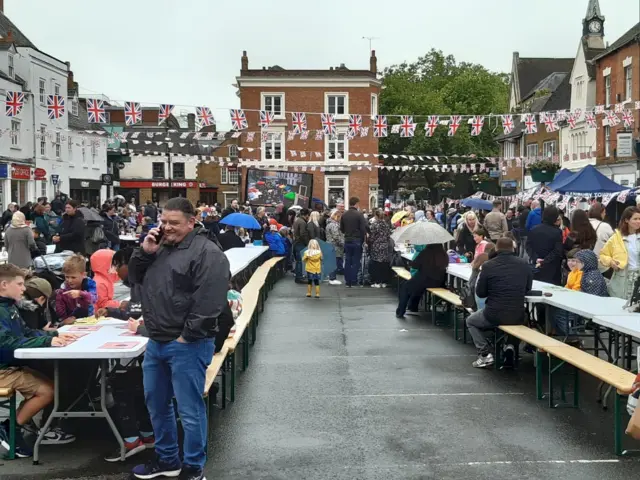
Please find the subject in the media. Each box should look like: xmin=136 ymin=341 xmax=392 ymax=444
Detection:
xmin=8 ymin=0 xmax=640 ymax=129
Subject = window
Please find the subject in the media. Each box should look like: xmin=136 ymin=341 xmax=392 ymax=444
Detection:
xmin=173 ymin=162 xmax=185 ymax=179
xmin=10 ymin=119 xmax=19 ymax=147
xmin=371 ymin=94 xmax=378 ymax=116
xmin=575 ymin=76 xmax=584 ymax=100
xmin=526 ymin=143 xmax=538 ymax=158
xmin=55 ymin=132 xmax=61 ymax=159
xmin=326 ymin=132 xmax=347 ymax=161
xmin=40 ymin=125 xmax=46 ymax=156
xmin=8 ymin=54 xmax=14 ymax=78
xmin=39 ymin=78 xmax=46 ymax=105
xmin=228 ymin=144 xmax=238 ymax=158
xmin=325 ymin=93 xmax=348 ymax=117
xmin=68 ymin=136 xmax=73 ymax=161
xmin=605 ymin=125 xmax=611 ymax=157
xmin=261 ymin=93 xmax=284 ymax=119
xmin=503 ymin=141 xmax=515 ymax=158
xmin=605 ymin=75 xmax=611 ymax=106
xmin=71 ymin=97 xmax=78 ymax=116
xmin=625 ymin=66 xmax=633 ymax=101
xmin=54 ymin=84 xmax=60 ymax=96
xmin=262 ymin=132 xmax=284 ymax=161
xmin=81 ymin=139 xmax=86 ymax=164
xmin=221 ymin=167 xmax=239 ymax=184
xmin=91 ymin=139 xmax=97 ymax=163
xmin=40 ymin=180 xmax=47 ymax=198
xmin=152 ymin=162 xmax=165 ymax=179
xmin=543 ymin=140 xmax=556 ymax=158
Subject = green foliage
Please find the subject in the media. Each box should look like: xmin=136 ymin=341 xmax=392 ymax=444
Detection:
xmin=434 ymin=181 xmax=455 ymax=189
xmin=397 ymin=187 xmax=413 ymax=200
xmin=378 ymin=49 xmax=509 ymax=196
xmin=529 ymin=160 xmax=559 ymax=172
xmin=471 ymin=173 xmax=492 ymax=182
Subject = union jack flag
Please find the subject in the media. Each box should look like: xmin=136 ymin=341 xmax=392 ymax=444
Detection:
xmin=541 ymin=113 xmax=558 ymax=133
xmin=348 ymin=114 xmax=362 ymax=137
xmin=372 ymin=115 xmax=387 ymax=137
xmin=448 ymin=115 xmax=461 ymax=136
xmin=86 ymin=99 xmax=106 ymax=124
xmin=470 ymin=115 xmax=484 ymax=136
xmin=585 ymin=112 xmax=597 ymax=129
xmin=196 ymin=106 xmax=215 ymax=127
xmin=567 ymin=113 xmax=577 ymax=129
xmin=501 ymin=114 xmax=514 ymax=135
xmin=321 ymin=113 xmax=336 ymax=136
xmin=424 ymin=115 xmax=439 ymax=137
xmin=229 ymin=109 xmax=248 ymax=130
xmin=399 ymin=115 xmax=416 ymax=137
xmin=47 ymin=95 xmax=65 ymax=120
xmin=5 ymin=91 xmax=24 ymax=117
xmin=623 ymin=109 xmax=635 ymax=128
xmin=605 ymin=110 xmax=621 ymax=127
xmin=291 ymin=112 xmax=307 ymax=133
xmin=259 ymin=110 xmax=274 ymax=128
xmin=124 ymin=101 xmax=142 ymax=126
xmin=158 ymin=104 xmax=174 ymax=125
xmin=523 ymin=113 xmax=537 ymax=134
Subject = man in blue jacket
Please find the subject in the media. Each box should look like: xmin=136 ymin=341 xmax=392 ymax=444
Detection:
xmin=263 ymin=224 xmax=286 ymax=255
xmin=525 ymin=200 xmax=542 ymax=232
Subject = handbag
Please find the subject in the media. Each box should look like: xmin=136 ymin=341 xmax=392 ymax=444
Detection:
xmin=595 ymin=222 xmax=614 ymax=279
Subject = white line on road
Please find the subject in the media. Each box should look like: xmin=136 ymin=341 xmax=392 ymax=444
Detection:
xmin=319 ymin=392 xmax=526 ymax=398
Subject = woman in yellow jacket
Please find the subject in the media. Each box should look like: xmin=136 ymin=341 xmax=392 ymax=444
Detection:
xmin=599 ymin=206 xmax=640 ymax=300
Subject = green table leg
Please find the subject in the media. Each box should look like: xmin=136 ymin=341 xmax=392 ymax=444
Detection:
xmin=229 ymin=354 xmax=235 ymax=403
xmin=615 ymin=391 xmax=623 ymax=456
xmin=535 ymin=350 xmax=543 ymax=400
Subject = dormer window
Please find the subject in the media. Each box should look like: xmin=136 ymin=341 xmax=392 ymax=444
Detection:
xmin=8 ymin=54 xmax=14 ymax=78
xmin=71 ymin=95 xmax=78 ymax=116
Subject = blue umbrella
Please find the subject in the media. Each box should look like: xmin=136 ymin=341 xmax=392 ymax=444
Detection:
xmin=302 ymin=239 xmax=337 ymax=281
xmin=219 ymin=213 xmax=261 ymax=230
xmin=461 ymin=197 xmax=493 ymax=211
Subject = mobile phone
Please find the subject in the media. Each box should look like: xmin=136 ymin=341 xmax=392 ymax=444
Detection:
xmin=154 ymin=226 xmax=164 ymax=242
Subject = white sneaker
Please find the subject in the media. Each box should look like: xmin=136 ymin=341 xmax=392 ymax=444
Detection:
xmin=371 ymin=284 xmax=381 ymax=288
xmin=329 ymin=280 xmax=342 ymax=285
xmin=381 ymin=283 xmax=387 ymax=288
xmin=472 ymin=353 xmax=495 ymax=368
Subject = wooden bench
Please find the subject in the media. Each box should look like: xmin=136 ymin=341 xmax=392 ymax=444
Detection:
xmin=542 ymin=345 xmax=635 ymax=456
xmin=426 ymin=288 xmax=467 ymax=340
xmin=392 ymin=266 xmax=411 ymax=282
xmin=203 ymin=346 xmax=229 ymax=411
xmin=0 ymin=387 xmax=16 ymax=460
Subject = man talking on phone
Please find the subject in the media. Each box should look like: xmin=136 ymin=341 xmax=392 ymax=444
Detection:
xmin=128 ymin=197 xmax=229 ymax=480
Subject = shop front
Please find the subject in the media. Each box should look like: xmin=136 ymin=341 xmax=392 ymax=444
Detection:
xmin=11 ymin=163 xmax=33 ymax=206
xmin=117 ymin=180 xmax=204 ymax=207
xmin=199 ymin=183 xmax=218 ymax=206
xmin=70 ymin=179 xmax=102 ymax=208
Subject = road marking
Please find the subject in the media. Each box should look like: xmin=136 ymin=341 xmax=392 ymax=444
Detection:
xmin=442 ymin=459 xmax=620 ymax=466
xmin=320 ymin=392 xmax=525 ymax=398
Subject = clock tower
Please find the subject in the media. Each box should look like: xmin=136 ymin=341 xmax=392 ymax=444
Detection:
xmin=582 ymin=0 xmax=605 ymax=49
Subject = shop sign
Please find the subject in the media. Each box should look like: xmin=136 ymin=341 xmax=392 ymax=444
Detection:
xmin=120 ymin=180 xmax=200 ymax=189
xmin=11 ymin=164 xmax=31 ymax=180
xmin=51 ymin=174 xmax=59 ymax=186
xmin=34 ymin=168 xmax=47 ymax=180
xmin=0 ymin=164 xmax=8 ymax=179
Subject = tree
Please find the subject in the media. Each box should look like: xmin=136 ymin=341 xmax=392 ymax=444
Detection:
xmin=378 ymin=49 xmax=509 ymax=198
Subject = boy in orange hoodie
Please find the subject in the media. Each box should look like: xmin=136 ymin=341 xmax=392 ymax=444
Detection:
xmin=90 ymin=249 xmax=121 ymax=311
xmin=565 ymin=249 xmax=583 ymax=291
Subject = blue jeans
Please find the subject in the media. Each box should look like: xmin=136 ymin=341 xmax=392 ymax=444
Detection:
xmin=294 ymin=243 xmax=306 ymax=281
xmin=143 ymin=338 xmax=215 ymax=470
xmin=330 ymin=257 xmax=344 ymax=281
xmin=344 ymin=241 xmax=363 ymax=286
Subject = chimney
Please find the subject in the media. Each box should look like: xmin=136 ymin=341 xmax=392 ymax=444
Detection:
xmin=65 ymin=61 xmax=76 ymax=92
xmin=187 ymin=113 xmax=195 ymax=131
xmin=241 ymin=50 xmax=248 ymax=70
xmin=0 ymin=29 xmax=13 ymax=44
xmin=0 ymin=1 xmax=4 ymax=13
xmin=370 ymin=50 xmax=377 ymax=73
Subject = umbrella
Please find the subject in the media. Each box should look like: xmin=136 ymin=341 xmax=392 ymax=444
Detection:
xmin=461 ymin=197 xmax=493 ymax=211
xmin=391 ymin=210 xmax=408 ymax=224
xmin=78 ymin=207 xmax=103 ymax=222
xmin=219 ymin=213 xmax=261 ymax=230
xmin=391 ymin=221 xmax=453 ymax=245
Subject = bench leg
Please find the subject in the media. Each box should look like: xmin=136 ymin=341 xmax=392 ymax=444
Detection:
xmin=615 ymin=391 xmax=623 ymax=456
xmin=243 ymin=330 xmax=250 ymax=370
xmin=453 ymin=309 xmax=459 ymax=341
xmin=229 ymin=354 xmax=235 ymax=403
xmin=8 ymin=394 xmax=16 ymax=460
xmin=430 ymin=295 xmax=436 ymax=325
xmin=535 ymin=350 xmax=544 ymax=400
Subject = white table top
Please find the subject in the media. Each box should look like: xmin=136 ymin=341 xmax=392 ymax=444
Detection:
xmin=14 ymin=321 xmax=147 ymax=360
xmin=46 ymin=244 xmax=55 ymax=254
xmin=592 ymin=313 xmax=640 ymax=338
xmin=225 ymin=246 xmax=269 ymax=277
xmin=119 ymin=235 xmax=139 ymax=242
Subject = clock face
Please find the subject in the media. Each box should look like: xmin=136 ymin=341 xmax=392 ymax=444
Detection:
xmin=589 ymin=20 xmax=601 ymax=33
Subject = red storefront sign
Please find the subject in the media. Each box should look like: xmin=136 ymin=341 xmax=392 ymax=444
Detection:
xmin=119 ymin=180 xmax=202 ymax=189
xmin=11 ymin=164 xmax=31 ymax=180
xmin=34 ymin=168 xmax=47 ymax=180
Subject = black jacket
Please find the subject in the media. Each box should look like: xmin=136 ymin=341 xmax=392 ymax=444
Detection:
xmin=101 ymin=212 xmax=120 ymax=247
xmin=456 ymin=225 xmax=476 ymax=256
xmin=292 ymin=217 xmax=310 ymax=246
xmin=340 ymin=207 xmax=367 ymax=243
xmin=56 ymin=210 xmax=86 ymax=254
xmin=1 ymin=209 xmax=12 ymax=230
xmin=17 ymin=297 xmax=53 ymax=330
xmin=50 ymin=199 xmax=64 ymax=216
xmin=519 ymin=208 xmax=531 ymax=236
xmin=218 ymin=230 xmax=245 ymax=251
xmin=307 ymin=221 xmax=323 ymax=241
xmin=407 ymin=263 xmax=447 ymax=296
xmin=129 ymin=228 xmax=230 ymax=343
xmin=526 ymin=223 xmax=563 ymax=285
xmin=476 ymin=251 xmax=533 ymax=325
xmin=143 ymin=204 xmax=158 ymax=220
xmin=32 ymin=238 xmax=47 ymax=258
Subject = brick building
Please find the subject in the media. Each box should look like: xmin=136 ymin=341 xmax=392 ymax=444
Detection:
xmin=195 ymin=127 xmax=240 ymax=206
xmin=234 ymin=51 xmax=381 ymax=209
xmin=593 ymin=21 xmax=640 ymax=186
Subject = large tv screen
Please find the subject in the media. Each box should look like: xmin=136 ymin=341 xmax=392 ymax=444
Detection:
xmin=245 ymin=169 xmax=313 ymax=208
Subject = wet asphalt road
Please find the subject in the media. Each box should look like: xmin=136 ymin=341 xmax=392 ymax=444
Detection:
xmin=4 ymin=277 xmax=640 ymax=479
